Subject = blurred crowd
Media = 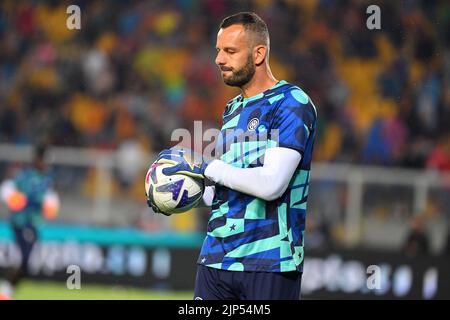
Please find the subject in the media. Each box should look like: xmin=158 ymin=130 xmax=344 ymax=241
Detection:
xmin=0 ymin=0 xmax=450 ymax=254
xmin=1 ymin=0 xmax=450 ymax=171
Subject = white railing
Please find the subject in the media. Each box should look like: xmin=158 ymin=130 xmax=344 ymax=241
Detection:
xmin=0 ymin=144 xmax=449 ymax=248
xmin=310 ymin=163 xmax=450 ymax=245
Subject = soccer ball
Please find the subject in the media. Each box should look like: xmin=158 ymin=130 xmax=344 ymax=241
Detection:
xmin=144 ymin=161 xmax=204 ymax=214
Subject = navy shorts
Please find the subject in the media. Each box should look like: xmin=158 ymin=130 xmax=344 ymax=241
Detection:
xmin=193 ymin=265 xmax=302 ymax=300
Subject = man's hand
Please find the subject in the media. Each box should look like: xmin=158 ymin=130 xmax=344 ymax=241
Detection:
xmin=156 ymin=148 xmax=209 ymax=179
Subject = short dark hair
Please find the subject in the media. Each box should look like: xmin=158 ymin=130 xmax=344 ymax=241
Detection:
xmin=219 ymin=12 xmax=270 ymax=48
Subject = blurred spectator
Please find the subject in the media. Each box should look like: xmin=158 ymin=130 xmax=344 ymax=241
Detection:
xmin=414 ymin=66 xmax=442 ymax=137
xmin=426 ymin=135 xmax=450 ymax=172
xmin=363 ymin=118 xmax=392 ymax=165
xmin=403 ymin=215 xmax=430 ymax=257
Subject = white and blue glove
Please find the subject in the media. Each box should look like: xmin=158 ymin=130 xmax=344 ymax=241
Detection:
xmin=156 ymin=148 xmax=209 ymax=179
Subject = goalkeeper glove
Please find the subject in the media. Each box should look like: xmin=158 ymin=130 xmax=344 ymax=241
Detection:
xmin=156 ymin=148 xmax=209 ymax=179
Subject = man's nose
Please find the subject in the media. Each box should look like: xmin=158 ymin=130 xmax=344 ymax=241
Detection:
xmin=215 ymin=51 xmax=226 ymax=66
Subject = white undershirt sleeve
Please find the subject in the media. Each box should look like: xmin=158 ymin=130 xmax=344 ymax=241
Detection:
xmin=204 ymin=147 xmax=302 ymax=201
xmin=197 ymin=185 xmax=215 ymax=207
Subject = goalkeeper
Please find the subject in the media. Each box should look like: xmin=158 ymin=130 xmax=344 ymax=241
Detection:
xmin=0 ymin=144 xmax=59 ymax=299
xmin=150 ymin=12 xmax=317 ymax=300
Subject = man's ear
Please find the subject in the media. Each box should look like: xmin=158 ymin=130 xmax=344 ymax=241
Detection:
xmin=253 ymin=45 xmax=267 ymax=66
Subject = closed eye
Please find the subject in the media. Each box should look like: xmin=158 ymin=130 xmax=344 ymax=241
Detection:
xmin=216 ymin=47 xmax=238 ymax=54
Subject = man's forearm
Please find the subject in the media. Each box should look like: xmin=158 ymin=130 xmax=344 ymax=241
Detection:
xmin=204 ymin=147 xmax=302 ymax=201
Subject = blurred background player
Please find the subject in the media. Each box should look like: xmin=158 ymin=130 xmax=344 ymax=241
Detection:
xmin=0 ymin=144 xmax=59 ymax=299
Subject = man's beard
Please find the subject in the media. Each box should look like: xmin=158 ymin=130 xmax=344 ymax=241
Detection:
xmin=221 ymin=55 xmax=255 ymax=87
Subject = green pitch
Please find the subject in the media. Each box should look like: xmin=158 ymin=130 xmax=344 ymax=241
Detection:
xmin=12 ymin=280 xmax=194 ymax=300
